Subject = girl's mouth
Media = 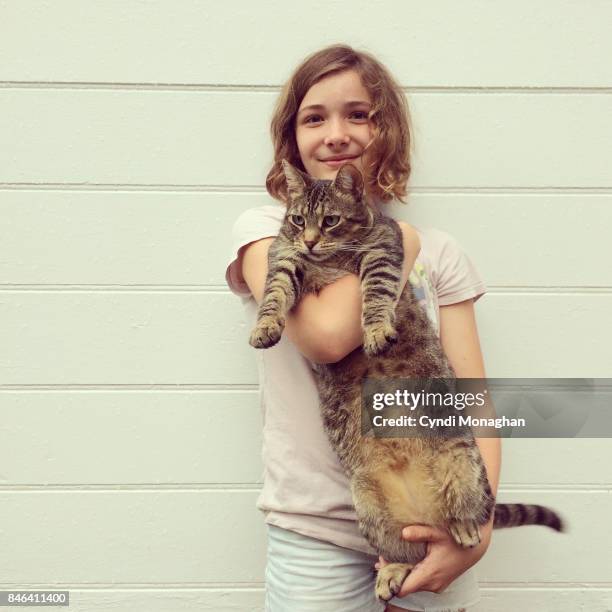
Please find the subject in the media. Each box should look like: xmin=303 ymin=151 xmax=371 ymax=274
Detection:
xmin=321 ymin=156 xmax=359 ymax=167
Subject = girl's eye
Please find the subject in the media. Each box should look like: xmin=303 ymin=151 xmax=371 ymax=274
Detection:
xmin=304 ymin=111 xmax=369 ymax=124
xmin=290 ymin=214 xmax=305 ymax=226
xmin=323 ymin=215 xmax=340 ymax=227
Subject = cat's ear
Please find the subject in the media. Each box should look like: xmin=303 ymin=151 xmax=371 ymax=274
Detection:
xmin=333 ymin=163 xmax=364 ymax=198
xmin=281 ymin=159 xmax=311 ymax=200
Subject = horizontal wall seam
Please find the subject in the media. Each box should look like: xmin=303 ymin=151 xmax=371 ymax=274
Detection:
xmin=0 ymin=286 xmax=611 ymax=293
xmin=0 ymin=485 xmax=608 ymax=492
xmin=2 ymin=184 xmax=612 ymax=194
xmin=0 ymin=582 xmax=610 ymax=590
xmin=0 ymin=384 xmax=259 ymax=391
xmin=2 ymin=82 xmax=612 ymax=94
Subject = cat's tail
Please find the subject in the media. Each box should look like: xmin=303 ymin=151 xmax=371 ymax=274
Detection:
xmin=493 ymin=503 xmax=565 ymax=532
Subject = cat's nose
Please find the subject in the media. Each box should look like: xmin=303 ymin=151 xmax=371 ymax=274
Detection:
xmin=304 ymin=239 xmax=317 ymax=250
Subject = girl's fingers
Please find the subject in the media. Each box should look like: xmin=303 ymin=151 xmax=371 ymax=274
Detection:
xmin=375 ymin=554 xmax=387 ymax=570
xmin=402 ymin=525 xmax=446 ymax=542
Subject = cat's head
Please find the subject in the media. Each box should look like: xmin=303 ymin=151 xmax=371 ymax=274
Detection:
xmin=280 ymin=158 xmax=374 ymax=259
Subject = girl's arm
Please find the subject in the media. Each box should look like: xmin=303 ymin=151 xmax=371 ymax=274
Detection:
xmin=241 ymin=221 xmax=421 ymax=363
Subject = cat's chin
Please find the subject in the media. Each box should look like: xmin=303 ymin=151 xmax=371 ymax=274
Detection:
xmin=299 ymin=246 xmax=325 ymax=258
xmin=304 ymin=252 xmax=328 ymax=262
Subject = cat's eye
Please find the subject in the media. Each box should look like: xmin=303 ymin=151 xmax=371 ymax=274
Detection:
xmin=290 ymin=214 xmax=305 ymax=226
xmin=323 ymin=215 xmax=340 ymax=228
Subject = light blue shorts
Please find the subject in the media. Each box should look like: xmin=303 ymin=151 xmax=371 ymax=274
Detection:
xmin=264 ymin=524 xmax=480 ymax=612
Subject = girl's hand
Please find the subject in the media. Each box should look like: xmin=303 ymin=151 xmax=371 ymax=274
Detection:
xmin=374 ymin=523 xmax=492 ymax=596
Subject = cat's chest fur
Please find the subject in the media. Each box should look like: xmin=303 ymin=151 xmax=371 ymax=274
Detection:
xmin=298 ymin=250 xmax=360 ymax=295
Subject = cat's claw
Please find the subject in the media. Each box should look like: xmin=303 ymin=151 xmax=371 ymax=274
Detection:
xmin=363 ymin=321 xmax=399 ymax=356
xmin=449 ymin=519 xmax=481 ymax=548
xmin=375 ymin=563 xmax=413 ymax=602
xmin=249 ymin=316 xmax=285 ymax=349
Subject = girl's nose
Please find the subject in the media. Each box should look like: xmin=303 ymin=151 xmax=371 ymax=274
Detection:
xmin=323 ymin=119 xmax=350 ymax=147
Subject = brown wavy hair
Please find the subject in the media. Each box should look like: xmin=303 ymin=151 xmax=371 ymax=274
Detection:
xmin=266 ymin=44 xmax=413 ymax=206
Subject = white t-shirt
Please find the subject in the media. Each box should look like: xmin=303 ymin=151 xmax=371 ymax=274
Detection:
xmin=225 ymin=202 xmax=486 ymax=555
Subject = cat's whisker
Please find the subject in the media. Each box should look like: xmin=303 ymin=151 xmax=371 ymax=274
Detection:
xmin=317 ymin=246 xmax=375 ymax=253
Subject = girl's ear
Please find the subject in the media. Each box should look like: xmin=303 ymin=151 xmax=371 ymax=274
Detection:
xmin=281 ymin=159 xmax=311 ymax=199
xmin=333 ymin=163 xmax=364 ymax=198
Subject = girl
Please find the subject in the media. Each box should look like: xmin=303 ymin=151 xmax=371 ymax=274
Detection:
xmin=225 ymin=44 xmax=501 ymax=612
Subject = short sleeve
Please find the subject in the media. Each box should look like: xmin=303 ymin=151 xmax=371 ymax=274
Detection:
xmin=225 ymin=204 xmax=285 ymax=297
xmin=434 ymin=230 xmax=487 ymax=306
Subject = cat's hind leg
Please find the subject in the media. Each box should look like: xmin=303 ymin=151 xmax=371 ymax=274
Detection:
xmin=376 ymin=562 xmax=414 ymax=602
xmin=433 ymin=438 xmax=495 ymax=548
xmin=349 ymin=471 xmax=420 ymax=602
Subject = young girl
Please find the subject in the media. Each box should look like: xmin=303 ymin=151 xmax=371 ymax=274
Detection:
xmin=225 ymin=44 xmax=501 ymax=612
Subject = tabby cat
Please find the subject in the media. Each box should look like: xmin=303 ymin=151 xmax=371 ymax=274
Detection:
xmin=249 ymin=159 xmax=564 ymax=602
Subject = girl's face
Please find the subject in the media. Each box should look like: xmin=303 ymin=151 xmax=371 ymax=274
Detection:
xmin=295 ymin=69 xmax=374 ymax=181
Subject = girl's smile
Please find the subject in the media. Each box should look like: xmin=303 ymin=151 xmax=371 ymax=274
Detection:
xmin=319 ymin=154 xmax=361 ymax=168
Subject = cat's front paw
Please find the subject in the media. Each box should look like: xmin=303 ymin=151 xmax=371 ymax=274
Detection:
xmin=363 ymin=321 xmax=399 ymax=356
xmin=249 ymin=316 xmax=285 ymax=349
